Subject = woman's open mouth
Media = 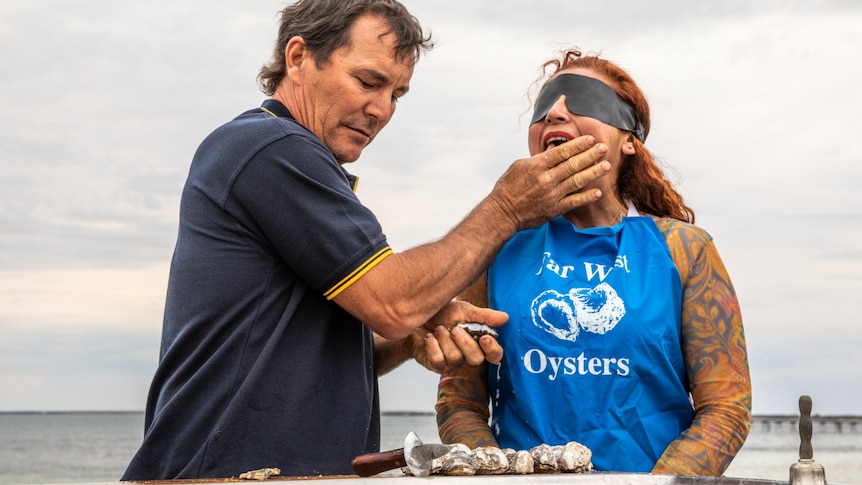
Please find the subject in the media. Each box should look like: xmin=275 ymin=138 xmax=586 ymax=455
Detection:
xmin=543 ymin=131 xmax=574 ymax=150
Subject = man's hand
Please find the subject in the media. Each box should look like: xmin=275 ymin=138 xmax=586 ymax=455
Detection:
xmin=407 ymin=300 xmax=506 ymax=373
xmin=489 ymin=135 xmax=611 ymax=232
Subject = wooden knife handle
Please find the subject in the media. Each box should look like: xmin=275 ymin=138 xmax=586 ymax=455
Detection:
xmin=351 ymin=448 xmax=407 ymax=477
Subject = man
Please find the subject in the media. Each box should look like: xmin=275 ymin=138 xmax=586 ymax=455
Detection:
xmin=122 ymin=0 xmax=610 ymax=479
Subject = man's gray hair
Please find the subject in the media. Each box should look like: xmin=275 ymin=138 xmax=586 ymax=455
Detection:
xmin=258 ymin=0 xmax=433 ymax=96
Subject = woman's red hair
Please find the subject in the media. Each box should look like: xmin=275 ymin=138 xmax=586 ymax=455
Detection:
xmin=537 ymin=49 xmax=695 ymax=223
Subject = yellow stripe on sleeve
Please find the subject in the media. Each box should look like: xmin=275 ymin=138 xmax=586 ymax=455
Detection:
xmin=324 ymin=246 xmax=393 ymax=300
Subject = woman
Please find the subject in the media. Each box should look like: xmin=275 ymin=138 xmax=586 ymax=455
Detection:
xmin=435 ymin=49 xmax=752 ymax=476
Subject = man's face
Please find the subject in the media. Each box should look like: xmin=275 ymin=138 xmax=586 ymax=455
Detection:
xmin=295 ymin=14 xmax=414 ymax=164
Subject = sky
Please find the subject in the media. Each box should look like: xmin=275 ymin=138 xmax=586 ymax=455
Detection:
xmin=1 ymin=1 xmax=861 ymax=417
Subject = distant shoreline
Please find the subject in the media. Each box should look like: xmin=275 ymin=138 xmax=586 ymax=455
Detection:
xmin=1 ymin=410 xmax=861 ymax=419
xmin=0 ymin=410 xmax=438 ymax=416
xmin=0 ymin=410 xmax=145 ymax=415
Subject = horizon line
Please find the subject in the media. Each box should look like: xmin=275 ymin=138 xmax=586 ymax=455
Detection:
xmin=2 ymin=410 xmax=862 ymax=419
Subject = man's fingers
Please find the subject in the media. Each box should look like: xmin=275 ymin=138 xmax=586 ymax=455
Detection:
xmin=422 ymin=332 xmax=447 ymax=373
xmin=449 ymin=326 xmax=487 ymax=367
xmin=563 ymin=158 xmax=611 ymax=193
xmin=458 ymin=305 xmax=508 ymax=329
xmin=555 ymin=160 xmax=610 ymax=212
xmin=544 ymin=139 xmax=611 ymax=207
xmin=479 ymin=335 xmax=503 ymax=365
xmin=434 ymin=325 xmax=465 ymax=369
xmin=554 ymin=142 xmax=607 ymax=179
xmin=540 ymin=135 xmax=597 ymax=168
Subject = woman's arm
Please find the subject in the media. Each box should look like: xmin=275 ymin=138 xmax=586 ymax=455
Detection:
xmin=435 ymin=275 xmax=500 ymax=448
xmin=652 ymin=222 xmax=752 ymax=476
xmin=436 ymin=363 xmax=498 ymax=448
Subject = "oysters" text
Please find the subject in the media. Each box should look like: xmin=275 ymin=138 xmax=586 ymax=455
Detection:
xmin=523 ymin=348 xmax=630 ymax=380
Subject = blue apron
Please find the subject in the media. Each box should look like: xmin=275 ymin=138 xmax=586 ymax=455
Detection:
xmin=487 ymin=210 xmax=693 ymax=472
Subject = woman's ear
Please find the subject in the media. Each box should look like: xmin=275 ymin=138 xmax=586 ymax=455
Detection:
xmin=622 ymin=134 xmax=636 ymax=155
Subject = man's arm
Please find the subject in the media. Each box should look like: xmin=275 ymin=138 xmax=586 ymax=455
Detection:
xmin=373 ymin=333 xmax=411 ymax=376
xmin=335 ymin=136 xmax=610 ymax=340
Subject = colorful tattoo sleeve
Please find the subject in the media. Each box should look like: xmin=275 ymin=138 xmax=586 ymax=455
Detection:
xmin=651 ymin=218 xmax=752 ymax=476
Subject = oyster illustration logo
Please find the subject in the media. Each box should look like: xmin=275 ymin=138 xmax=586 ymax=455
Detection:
xmin=531 ymin=290 xmax=580 ymax=341
xmin=571 ymin=283 xmax=625 ymax=334
xmin=530 ymin=282 xmax=626 ymax=342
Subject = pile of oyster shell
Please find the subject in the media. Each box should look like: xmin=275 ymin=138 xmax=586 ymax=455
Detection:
xmin=404 ymin=441 xmax=593 ymax=476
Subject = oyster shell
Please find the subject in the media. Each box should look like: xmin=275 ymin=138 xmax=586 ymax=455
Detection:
xmin=528 ymin=442 xmax=593 ymax=473
xmin=431 ymin=443 xmax=476 ymax=475
xmin=407 ymin=440 xmax=592 ymax=476
xmin=530 ymin=443 xmax=559 ymax=473
xmin=503 ymin=448 xmax=534 ymax=474
xmin=237 ymin=467 xmax=281 ymax=480
xmin=472 ymin=446 xmax=509 ymax=475
xmin=558 ymin=441 xmax=593 ymax=473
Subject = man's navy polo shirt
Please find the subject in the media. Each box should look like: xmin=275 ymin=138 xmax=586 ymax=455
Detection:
xmin=123 ymin=99 xmax=391 ymax=479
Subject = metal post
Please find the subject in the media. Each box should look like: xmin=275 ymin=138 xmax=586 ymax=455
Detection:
xmin=789 ymin=395 xmax=827 ymax=485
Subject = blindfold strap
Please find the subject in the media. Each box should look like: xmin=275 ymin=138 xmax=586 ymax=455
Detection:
xmin=530 ymin=74 xmax=645 ymax=142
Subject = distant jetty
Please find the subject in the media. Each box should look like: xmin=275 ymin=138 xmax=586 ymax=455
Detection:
xmin=2 ymin=410 xmax=861 ymax=434
xmin=383 ymin=412 xmax=862 ymax=434
xmin=752 ymin=414 xmax=862 ymax=433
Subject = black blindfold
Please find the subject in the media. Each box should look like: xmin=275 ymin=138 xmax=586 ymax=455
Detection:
xmin=530 ymin=74 xmax=645 ymax=142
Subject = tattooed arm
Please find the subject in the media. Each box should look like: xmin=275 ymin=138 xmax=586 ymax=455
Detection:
xmin=652 ymin=219 xmax=752 ymax=476
xmin=435 ymin=275 xmax=500 ymax=448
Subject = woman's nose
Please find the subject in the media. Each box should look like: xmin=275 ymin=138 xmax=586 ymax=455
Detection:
xmin=545 ymin=95 xmax=571 ymax=123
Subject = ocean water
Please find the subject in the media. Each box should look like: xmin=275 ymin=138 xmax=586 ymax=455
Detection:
xmin=0 ymin=412 xmax=859 ymax=484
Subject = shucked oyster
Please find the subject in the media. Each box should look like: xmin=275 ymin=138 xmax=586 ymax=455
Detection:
xmin=455 ymin=322 xmax=499 ymax=342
